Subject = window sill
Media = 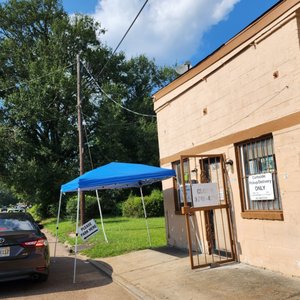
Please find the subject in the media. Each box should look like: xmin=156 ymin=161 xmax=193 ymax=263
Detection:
xmin=241 ymin=211 xmax=283 ymax=221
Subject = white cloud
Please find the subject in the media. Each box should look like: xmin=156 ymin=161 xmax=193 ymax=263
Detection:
xmin=93 ymin=0 xmax=240 ymax=65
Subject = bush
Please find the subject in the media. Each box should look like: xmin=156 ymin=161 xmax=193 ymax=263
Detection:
xmin=27 ymin=204 xmax=43 ymax=221
xmin=66 ymin=195 xmax=101 ymax=221
xmin=122 ymin=189 xmax=164 ymax=218
xmin=47 ymin=203 xmax=59 ymax=218
xmin=145 ymin=189 xmax=164 ymax=217
xmin=121 ymin=194 xmax=144 ymax=218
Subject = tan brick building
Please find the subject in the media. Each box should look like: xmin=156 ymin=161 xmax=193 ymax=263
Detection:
xmin=153 ymin=0 xmax=300 ymax=277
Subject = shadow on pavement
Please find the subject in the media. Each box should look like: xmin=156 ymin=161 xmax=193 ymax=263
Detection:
xmin=0 ymin=256 xmax=114 ymax=299
xmin=152 ymin=245 xmax=189 ymax=258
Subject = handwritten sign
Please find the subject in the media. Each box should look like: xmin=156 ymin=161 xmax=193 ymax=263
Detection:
xmin=192 ymin=183 xmax=219 ymax=207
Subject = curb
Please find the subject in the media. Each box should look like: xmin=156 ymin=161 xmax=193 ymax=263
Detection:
xmin=88 ymin=259 xmax=153 ymax=300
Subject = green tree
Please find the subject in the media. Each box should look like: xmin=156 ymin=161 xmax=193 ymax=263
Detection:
xmin=0 ymin=0 xmax=176 ymax=217
xmin=0 ymin=182 xmax=18 ymax=207
xmin=0 ymin=0 xmax=108 ymax=216
xmin=90 ymin=55 xmax=177 ymax=167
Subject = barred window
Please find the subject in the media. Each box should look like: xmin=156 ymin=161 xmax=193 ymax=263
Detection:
xmin=172 ymin=160 xmax=191 ymax=212
xmin=236 ymin=134 xmax=283 ymax=220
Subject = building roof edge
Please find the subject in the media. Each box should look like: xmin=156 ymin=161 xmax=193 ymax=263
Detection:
xmin=153 ymin=0 xmax=299 ymax=102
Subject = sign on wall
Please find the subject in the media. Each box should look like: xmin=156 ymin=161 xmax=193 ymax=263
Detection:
xmin=78 ymin=219 xmax=99 ymax=241
xmin=248 ymin=173 xmax=274 ymax=201
xmin=192 ymin=182 xmax=219 ymax=207
xmin=179 ymin=184 xmax=192 ymax=203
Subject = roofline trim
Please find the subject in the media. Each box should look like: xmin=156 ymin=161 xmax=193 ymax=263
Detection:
xmin=153 ymin=0 xmax=300 ymax=102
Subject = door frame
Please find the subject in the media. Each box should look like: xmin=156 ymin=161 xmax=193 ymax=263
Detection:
xmin=179 ymin=154 xmax=237 ymax=269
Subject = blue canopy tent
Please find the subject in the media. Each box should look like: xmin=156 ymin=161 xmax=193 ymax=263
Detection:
xmin=61 ymin=162 xmax=175 ymax=191
xmin=55 ymin=162 xmax=175 ymax=283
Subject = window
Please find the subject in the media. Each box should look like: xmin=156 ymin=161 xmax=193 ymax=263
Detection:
xmin=235 ymin=134 xmax=283 ymax=220
xmin=0 ymin=218 xmax=35 ymax=232
xmin=172 ymin=156 xmax=223 ymax=213
xmin=172 ymin=160 xmax=192 ymax=213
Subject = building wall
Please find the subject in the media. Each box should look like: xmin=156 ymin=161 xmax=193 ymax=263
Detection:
xmin=156 ymin=12 xmax=300 ymax=276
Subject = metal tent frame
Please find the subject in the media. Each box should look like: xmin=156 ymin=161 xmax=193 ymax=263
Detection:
xmin=54 ymin=162 xmax=175 ymax=283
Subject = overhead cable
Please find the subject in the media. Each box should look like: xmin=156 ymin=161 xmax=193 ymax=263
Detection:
xmin=81 ymin=61 xmax=156 ymax=118
xmin=97 ymin=0 xmax=149 ymax=78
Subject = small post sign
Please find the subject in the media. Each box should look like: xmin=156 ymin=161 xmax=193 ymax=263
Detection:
xmin=248 ymin=173 xmax=274 ymax=201
xmin=78 ymin=219 xmax=99 ymax=241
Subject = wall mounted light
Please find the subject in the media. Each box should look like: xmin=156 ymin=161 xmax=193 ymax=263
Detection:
xmin=225 ymin=159 xmax=233 ymax=166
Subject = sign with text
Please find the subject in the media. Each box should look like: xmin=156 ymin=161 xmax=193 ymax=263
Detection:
xmin=179 ymin=184 xmax=192 ymax=203
xmin=79 ymin=219 xmax=99 ymax=241
xmin=248 ymin=173 xmax=274 ymax=201
xmin=192 ymin=183 xmax=219 ymax=207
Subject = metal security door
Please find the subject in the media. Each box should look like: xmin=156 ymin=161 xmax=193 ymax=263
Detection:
xmin=179 ymin=154 xmax=236 ymax=269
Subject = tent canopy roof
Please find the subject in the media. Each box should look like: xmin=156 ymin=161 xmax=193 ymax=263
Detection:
xmin=61 ymin=162 xmax=175 ymax=193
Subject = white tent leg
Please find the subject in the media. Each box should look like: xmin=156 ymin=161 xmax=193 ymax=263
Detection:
xmin=73 ymin=190 xmax=80 ymax=284
xmin=140 ymin=187 xmax=151 ymax=247
xmin=54 ymin=192 xmax=63 ymax=260
xmin=95 ymin=190 xmax=108 ymax=243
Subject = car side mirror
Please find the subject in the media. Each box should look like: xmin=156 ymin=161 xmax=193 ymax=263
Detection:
xmin=38 ymin=224 xmax=44 ymax=230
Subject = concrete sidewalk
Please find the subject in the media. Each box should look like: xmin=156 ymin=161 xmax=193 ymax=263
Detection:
xmin=89 ymin=247 xmax=300 ymax=300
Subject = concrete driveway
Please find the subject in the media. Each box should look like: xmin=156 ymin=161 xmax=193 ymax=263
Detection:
xmin=89 ymin=247 xmax=300 ymax=300
xmin=3 ymin=229 xmax=299 ymax=300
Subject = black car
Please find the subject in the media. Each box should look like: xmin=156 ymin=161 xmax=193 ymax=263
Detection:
xmin=0 ymin=212 xmax=50 ymax=282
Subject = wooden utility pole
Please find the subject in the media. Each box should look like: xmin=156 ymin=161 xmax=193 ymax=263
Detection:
xmin=77 ymin=53 xmax=85 ymax=225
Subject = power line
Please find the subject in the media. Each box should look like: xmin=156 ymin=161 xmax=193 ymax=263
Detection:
xmin=81 ymin=61 xmax=156 ymax=118
xmin=81 ymin=112 xmax=112 ymax=165
xmin=0 ymin=0 xmax=149 ymax=109
xmin=0 ymin=0 xmax=149 ymax=94
xmin=81 ymin=112 xmax=94 ymax=169
xmin=97 ymin=0 xmax=149 ymax=78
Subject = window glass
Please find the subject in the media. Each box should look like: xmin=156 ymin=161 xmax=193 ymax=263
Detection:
xmin=172 ymin=157 xmax=223 ymax=212
xmin=172 ymin=160 xmax=192 ymax=211
xmin=236 ymin=135 xmax=281 ymax=211
xmin=0 ymin=218 xmax=35 ymax=231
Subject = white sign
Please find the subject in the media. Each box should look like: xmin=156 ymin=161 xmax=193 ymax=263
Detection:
xmin=248 ymin=173 xmax=274 ymax=201
xmin=79 ymin=219 xmax=99 ymax=241
xmin=179 ymin=184 xmax=192 ymax=203
xmin=192 ymin=183 xmax=219 ymax=207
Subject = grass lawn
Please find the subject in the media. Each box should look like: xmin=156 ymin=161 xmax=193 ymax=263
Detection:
xmin=44 ymin=216 xmax=167 ymax=258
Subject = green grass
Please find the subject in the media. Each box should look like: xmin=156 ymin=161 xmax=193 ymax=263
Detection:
xmin=44 ymin=216 xmax=167 ymax=258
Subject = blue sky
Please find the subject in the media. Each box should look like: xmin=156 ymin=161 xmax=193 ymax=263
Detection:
xmin=1 ymin=0 xmax=280 ymax=66
xmin=195 ymin=0 xmax=280 ymax=64
xmin=63 ymin=0 xmax=280 ymax=66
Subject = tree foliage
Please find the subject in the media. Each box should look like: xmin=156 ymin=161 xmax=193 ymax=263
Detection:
xmin=0 ymin=182 xmax=18 ymax=207
xmin=0 ymin=0 xmax=176 ymax=217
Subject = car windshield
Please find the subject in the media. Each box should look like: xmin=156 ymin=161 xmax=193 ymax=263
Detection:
xmin=0 ymin=218 xmax=35 ymax=231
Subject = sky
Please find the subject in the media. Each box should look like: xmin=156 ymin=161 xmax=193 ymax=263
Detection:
xmin=1 ymin=0 xmax=281 ymax=67
xmin=62 ymin=0 xmax=280 ymax=67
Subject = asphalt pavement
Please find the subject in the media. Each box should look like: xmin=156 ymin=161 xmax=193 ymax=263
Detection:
xmin=0 ymin=230 xmax=135 ymax=300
